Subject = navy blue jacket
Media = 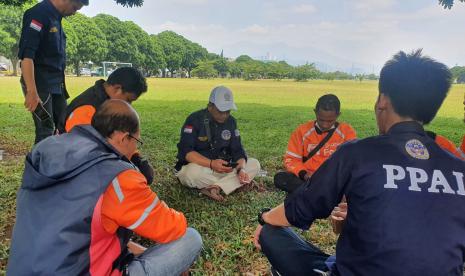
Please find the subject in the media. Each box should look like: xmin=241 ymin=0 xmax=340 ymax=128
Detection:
xmin=18 ymin=0 xmax=66 ymax=93
xmin=285 ymin=121 xmax=465 ymax=276
xmin=7 ymin=125 xmax=134 ymax=275
xmin=176 ymin=108 xmax=247 ymax=169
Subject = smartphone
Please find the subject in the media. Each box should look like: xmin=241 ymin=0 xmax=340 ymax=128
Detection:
xmin=226 ymin=162 xmax=239 ymax=168
xmin=33 ymin=103 xmax=52 ymax=122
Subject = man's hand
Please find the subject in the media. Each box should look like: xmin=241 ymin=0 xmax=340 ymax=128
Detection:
xmin=253 ymin=224 xmax=263 ymax=250
xmin=211 ymin=159 xmax=233 ymax=173
xmin=330 ymin=202 xmax=347 ymax=234
xmin=238 ymin=169 xmax=251 ymax=185
xmin=25 ymin=89 xmax=41 ymax=112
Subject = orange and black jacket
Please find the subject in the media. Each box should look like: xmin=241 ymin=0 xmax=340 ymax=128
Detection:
xmin=65 ymin=80 xmax=154 ymax=183
xmin=65 ymin=79 xmax=109 ymax=133
xmin=284 ymin=120 xmax=357 ymax=177
xmin=426 ymin=131 xmax=463 ymax=159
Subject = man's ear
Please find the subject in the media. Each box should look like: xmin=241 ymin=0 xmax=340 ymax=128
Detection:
xmin=110 ymin=131 xmax=127 ymax=145
xmin=376 ymin=94 xmax=390 ymax=111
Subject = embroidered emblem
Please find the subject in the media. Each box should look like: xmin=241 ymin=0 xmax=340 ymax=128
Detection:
xmin=30 ymin=19 xmax=43 ymax=32
xmin=405 ymin=139 xmax=429 ymax=160
xmin=50 ymin=26 xmax=58 ymax=33
xmin=221 ymin=130 xmax=231 ymax=140
xmin=198 ymin=136 xmax=208 ymax=142
xmin=183 ymin=125 xmax=193 ymax=134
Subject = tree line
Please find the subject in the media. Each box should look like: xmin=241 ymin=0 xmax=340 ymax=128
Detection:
xmin=0 ymin=5 xmax=459 ymax=82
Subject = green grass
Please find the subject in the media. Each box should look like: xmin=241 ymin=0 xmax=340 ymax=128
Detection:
xmin=0 ymin=77 xmax=464 ymax=274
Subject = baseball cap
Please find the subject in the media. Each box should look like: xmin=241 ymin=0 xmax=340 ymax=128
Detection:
xmin=209 ymin=86 xmax=237 ymax=112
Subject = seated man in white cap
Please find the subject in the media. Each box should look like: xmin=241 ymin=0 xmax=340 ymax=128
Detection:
xmin=175 ymin=86 xmax=261 ymax=201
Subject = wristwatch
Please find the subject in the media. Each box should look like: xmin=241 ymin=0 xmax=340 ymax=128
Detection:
xmin=258 ymin=208 xmax=271 ymax=225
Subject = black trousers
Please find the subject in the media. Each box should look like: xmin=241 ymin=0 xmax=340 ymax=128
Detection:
xmin=21 ymin=78 xmax=67 ymax=144
xmin=259 ymin=224 xmax=330 ymax=276
xmin=274 ymin=171 xmax=304 ymax=193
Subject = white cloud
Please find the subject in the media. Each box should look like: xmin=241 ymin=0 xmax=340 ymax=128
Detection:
xmin=291 ymin=4 xmax=317 ymax=14
xmin=240 ymin=24 xmax=269 ymax=35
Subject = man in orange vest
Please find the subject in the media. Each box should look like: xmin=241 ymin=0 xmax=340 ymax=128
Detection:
xmin=274 ymin=94 xmax=357 ymax=193
xmin=65 ymin=67 xmax=154 ymax=184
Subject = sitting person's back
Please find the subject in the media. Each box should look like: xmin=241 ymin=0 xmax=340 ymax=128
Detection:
xmin=7 ymin=100 xmax=202 ymax=275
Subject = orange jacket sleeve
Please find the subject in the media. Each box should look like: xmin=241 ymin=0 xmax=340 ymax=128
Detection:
xmin=341 ymin=123 xmax=357 ymax=141
xmin=101 ymin=169 xmax=187 ymax=243
xmin=65 ymin=105 xmax=96 ymax=132
xmin=284 ymin=126 xmax=307 ymax=176
xmin=460 ymin=135 xmax=465 ymax=159
xmin=435 ymin=134 xmax=462 ymax=159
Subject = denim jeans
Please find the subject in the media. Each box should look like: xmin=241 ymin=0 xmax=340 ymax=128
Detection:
xmin=259 ymin=224 xmax=330 ymax=276
xmin=128 ymin=228 xmax=203 ymax=276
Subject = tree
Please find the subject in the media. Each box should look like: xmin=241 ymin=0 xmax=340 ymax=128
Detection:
xmin=0 ymin=6 xmax=23 ymax=75
xmin=214 ymin=58 xmax=229 ymax=78
xmin=191 ymin=60 xmax=218 ymax=79
xmin=156 ymin=31 xmax=185 ymax=77
xmin=124 ymin=21 xmax=165 ymax=75
xmin=293 ymin=63 xmax=319 ymax=81
xmin=0 ymin=0 xmax=144 ymax=7
xmin=236 ymin=55 xmax=253 ymax=63
xmin=65 ymin=13 xmax=107 ymax=75
xmin=450 ymin=66 xmax=465 ymax=82
xmin=182 ymin=41 xmax=208 ymax=77
xmin=267 ymin=61 xmax=292 ymax=81
xmin=439 ymin=0 xmax=465 ymax=9
xmin=93 ymin=14 xmax=139 ymax=65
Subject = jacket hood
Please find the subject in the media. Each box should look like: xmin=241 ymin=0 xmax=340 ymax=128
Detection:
xmin=22 ymin=125 xmax=127 ymax=190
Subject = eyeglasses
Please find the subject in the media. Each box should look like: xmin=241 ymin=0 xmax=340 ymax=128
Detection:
xmin=128 ymin=134 xmax=144 ymax=146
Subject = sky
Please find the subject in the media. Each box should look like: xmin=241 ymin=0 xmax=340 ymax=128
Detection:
xmin=81 ymin=0 xmax=465 ymax=74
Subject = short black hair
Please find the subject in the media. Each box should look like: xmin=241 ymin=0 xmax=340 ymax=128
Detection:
xmin=91 ymin=99 xmax=139 ymax=139
xmin=379 ymin=49 xmax=452 ymax=124
xmin=315 ymin=94 xmax=340 ymax=114
xmin=107 ymin=67 xmax=148 ymax=97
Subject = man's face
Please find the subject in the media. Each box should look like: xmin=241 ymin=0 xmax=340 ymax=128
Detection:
xmin=61 ymin=0 xmax=84 ymax=16
xmin=112 ymin=88 xmax=139 ymax=104
xmin=315 ymin=109 xmax=339 ymax=131
xmin=208 ymin=104 xmax=231 ymax=124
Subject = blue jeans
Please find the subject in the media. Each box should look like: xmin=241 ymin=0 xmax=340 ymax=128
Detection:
xmin=259 ymin=224 xmax=330 ymax=276
xmin=128 ymin=228 xmax=203 ymax=276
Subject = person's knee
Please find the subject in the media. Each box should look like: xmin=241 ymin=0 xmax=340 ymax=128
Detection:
xmin=259 ymin=224 xmax=282 ymax=253
xmin=274 ymin=171 xmax=287 ymax=189
xmin=183 ymin=227 xmax=203 ymax=255
xmin=179 ymin=164 xmax=205 ymax=185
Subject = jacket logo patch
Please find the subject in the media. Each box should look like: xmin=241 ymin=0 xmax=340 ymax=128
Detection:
xmin=183 ymin=125 xmax=193 ymax=133
xmin=198 ymin=136 xmax=208 ymax=142
xmin=221 ymin=130 xmax=231 ymax=140
xmin=234 ymin=129 xmax=240 ymax=137
xmin=405 ymin=139 xmax=429 ymax=160
xmin=30 ymin=19 xmax=43 ymax=32
xmin=50 ymin=26 xmax=58 ymax=33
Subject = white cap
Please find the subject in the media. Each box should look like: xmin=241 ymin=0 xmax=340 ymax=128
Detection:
xmin=208 ymin=86 xmax=237 ymax=111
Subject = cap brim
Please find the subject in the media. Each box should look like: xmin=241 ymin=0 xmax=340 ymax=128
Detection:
xmin=216 ymin=102 xmax=237 ymax=112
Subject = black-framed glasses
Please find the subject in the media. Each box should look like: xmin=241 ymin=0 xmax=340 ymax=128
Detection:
xmin=128 ymin=134 xmax=144 ymax=146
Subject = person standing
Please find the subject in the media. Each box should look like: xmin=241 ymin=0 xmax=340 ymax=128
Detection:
xmin=19 ymin=0 xmax=88 ymax=144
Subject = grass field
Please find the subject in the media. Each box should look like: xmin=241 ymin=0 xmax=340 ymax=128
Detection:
xmin=0 ymin=76 xmax=464 ymax=275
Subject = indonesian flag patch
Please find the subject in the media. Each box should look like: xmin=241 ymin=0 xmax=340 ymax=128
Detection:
xmin=183 ymin=125 xmax=193 ymax=134
xmin=30 ymin=19 xmax=43 ymax=32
